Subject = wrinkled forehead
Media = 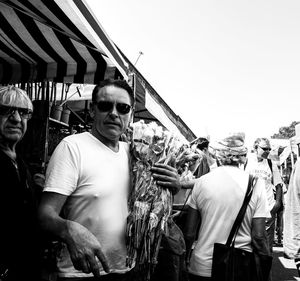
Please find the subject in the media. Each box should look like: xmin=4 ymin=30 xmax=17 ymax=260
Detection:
xmin=0 ymin=87 xmax=33 ymax=110
xmin=97 ymin=85 xmax=133 ymax=104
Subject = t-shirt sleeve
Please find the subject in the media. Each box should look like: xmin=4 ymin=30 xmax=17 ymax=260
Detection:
xmin=187 ymin=178 xmax=201 ymax=210
xmin=44 ymin=139 xmax=79 ymax=195
xmin=253 ymin=178 xmax=271 ymax=218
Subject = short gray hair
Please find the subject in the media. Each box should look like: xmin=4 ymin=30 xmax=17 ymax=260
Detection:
xmin=0 ymin=86 xmax=33 ymax=110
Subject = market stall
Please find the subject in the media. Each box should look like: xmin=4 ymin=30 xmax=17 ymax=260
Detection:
xmin=0 ymin=0 xmax=196 ymax=173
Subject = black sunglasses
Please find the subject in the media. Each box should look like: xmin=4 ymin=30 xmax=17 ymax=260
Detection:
xmin=0 ymin=105 xmax=33 ymax=119
xmin=259 ymin=146 xmax=271 ymax=152
xmin=95 ymin=101 xmax=132 ymax=115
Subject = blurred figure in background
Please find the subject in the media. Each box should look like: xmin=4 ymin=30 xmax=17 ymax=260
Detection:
xmin=283 ymin=143 xmax=300 ymax=277
xmin=245 ymin=138 xmax=283 ymax=281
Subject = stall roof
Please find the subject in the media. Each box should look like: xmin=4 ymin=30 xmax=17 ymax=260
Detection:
xmin=0 ymin=0 xmax=127 ymax=83
xmin=0 ymin=0 xmax=196 ymax=141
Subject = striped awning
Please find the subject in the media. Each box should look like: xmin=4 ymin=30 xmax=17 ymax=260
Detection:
xmin=0 ymin=0 xmax=128 ymax=84
xmin=0 ymin=0 xmax=197 ymax=142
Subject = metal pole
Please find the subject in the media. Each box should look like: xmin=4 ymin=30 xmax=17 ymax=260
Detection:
xmin=134 ymin=51 xmax=144 ymax=66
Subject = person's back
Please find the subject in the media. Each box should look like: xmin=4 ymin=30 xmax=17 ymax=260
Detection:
xmin=188 ymin=165 xmax=268 ymax=277
xmin=184 ymin=132 xmax=270 ymax=280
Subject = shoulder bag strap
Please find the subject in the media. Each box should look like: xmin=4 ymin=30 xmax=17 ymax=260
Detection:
xmin=226 ymin=174 xmax=254 ymax=247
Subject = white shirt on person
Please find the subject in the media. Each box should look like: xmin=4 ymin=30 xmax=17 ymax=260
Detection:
xmin=44 ymin=132 xmax=131 ymax=278
xmin=245 ymin=153 xmax=283 ymax=211
xmin=187 ymin=165 xmax=270 ymax=277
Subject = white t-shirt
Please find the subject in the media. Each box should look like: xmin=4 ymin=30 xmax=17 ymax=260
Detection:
xmin=44 ymin=132 xmax=131 ymax=278
xmin=245 ymin=154 xmax=283 ymax=210
xmin=187 ymin=165 xmax=269 ymax=277
xmin=283 ymin=160 xmax=300 ymax=259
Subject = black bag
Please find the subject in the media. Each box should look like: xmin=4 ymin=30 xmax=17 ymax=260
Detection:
xmin=150 ymin=217 xmax=187 ymax=281
xmin=211 ymin=175 xmax=272 ymax=281
xmin=212 ymin=242 xmax=255 ymax=281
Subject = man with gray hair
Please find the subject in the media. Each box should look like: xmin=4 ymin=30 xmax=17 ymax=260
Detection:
xmin=0 ymin=86 xmax=42 ymax=280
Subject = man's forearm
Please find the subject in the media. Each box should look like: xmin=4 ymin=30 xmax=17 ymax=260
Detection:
xmin=39 ymin=206 xmax=71 ymax=243
xmin=276 ymin=184 xmax=283 ymax=204
xmin=180 ymin=179 xmax=196 ymax=190
xmin=271 ymin=184 xmax=283 ymax=214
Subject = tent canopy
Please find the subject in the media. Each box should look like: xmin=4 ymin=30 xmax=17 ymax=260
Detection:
xmin=0 ymin=0 xmax=196 ymax=141
xmin=0 ymin=0 xmax=127 ymax=84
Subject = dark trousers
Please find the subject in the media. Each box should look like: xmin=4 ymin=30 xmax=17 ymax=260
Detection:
xmin=188 ymin=273 xmax=211 ymax=281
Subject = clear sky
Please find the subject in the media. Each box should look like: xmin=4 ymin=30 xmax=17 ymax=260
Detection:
xmin=85 ymin=0 xmax=300 ymax=145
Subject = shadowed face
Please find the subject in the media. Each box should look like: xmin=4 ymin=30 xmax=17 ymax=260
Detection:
xmin=0 ymin=102 xmax=32 ymax=146
xmin=255 ymin=139 xmax=271 ymax=160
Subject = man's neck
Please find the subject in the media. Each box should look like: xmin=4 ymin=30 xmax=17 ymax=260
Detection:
xmin=91 ymin=129 xmax=119 ymax=152
xmin=0 ymin=141 xmax=17 ymax=160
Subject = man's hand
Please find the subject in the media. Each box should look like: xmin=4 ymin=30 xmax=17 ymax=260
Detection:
xmin=65 ymin=221 xmax=110 ymax=277
xmin=151 ymin=163 xmax=181 ymax=195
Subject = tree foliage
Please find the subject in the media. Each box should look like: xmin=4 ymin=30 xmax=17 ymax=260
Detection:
xmin=271 ymin=121 xmax=300 ymax=139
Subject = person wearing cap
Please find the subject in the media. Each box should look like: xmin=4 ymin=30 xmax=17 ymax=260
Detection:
xmin=184 ymin=133 xmax=270 ymax=280
xmin=0 ymin=86 xmax=43 ymax=280
xmin=245 ymin=138 xmax=283 ymax=262
xmin=38 ymin=79 xmax=181 ymax=281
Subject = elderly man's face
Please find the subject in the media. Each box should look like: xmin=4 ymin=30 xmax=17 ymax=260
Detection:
xmin=0 ymin=103 xmax=30 ymax=145
xmin=91 ymin=85 xmax=133 ymax=143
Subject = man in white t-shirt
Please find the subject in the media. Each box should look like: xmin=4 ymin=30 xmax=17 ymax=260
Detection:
xmin=184 ymin=133 xmax=270 ymax=280
xmin=38 ymin=79 xmax=181 ymax=281
xmin=245 ymin=138 xmax=283 ymax=259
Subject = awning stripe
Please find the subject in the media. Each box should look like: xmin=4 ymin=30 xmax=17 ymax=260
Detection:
xmin=0 ymin=9 xmax=49 ymax=81
xmin=41 ymin=0 xmax=96 ymax=49
xmin=0 ymin=40 xmax=34 ymax=82
xmin=17 ymin=11 xmax=69 ymax=81
xmin=0 ymin=0 xmax=123 ymax=84
xmin=0 ymin=9 xmax=44 ymax=63
xmin=71 ymin=0 xmax=128 ymax=78
xmin=55 ymin=32 xmax=87 ymax=83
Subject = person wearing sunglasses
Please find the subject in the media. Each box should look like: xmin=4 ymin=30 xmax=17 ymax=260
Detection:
xmin=245 ymin=137 xmax=283 ymax=279
xmin=38 ymin=79 xmax=181 ymax=281
xmin=0 ymin=86 xmax=43 ymax=281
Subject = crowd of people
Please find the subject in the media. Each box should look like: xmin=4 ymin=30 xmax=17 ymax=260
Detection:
xmin=0 ymin=82 xmax=299 ymax=281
